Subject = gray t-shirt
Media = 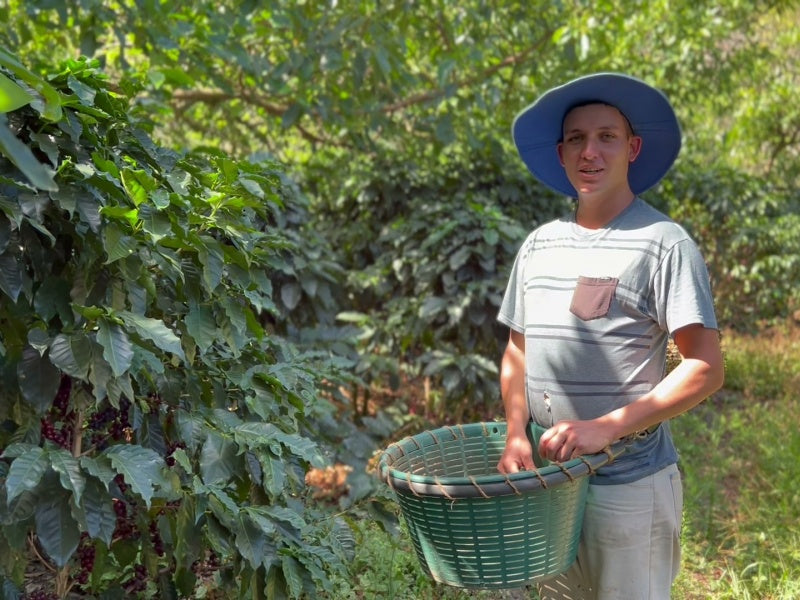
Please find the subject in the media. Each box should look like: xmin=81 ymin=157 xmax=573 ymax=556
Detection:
xmin=497 ymin=198 xmax=718 ymax=484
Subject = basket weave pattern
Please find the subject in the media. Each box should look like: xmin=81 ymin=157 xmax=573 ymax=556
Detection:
xmin=380 ymin=422 xmax=619 ymax=589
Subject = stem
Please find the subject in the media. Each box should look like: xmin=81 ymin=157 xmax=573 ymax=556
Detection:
xmin=71 ymin=406 xmax=84 ymax=458
xmin=27 ymin=534 xmax=56 ymax=573
xmin=55 ymin=565 xmax=72 ymax=598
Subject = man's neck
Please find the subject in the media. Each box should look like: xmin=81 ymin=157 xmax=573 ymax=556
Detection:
xmin=575 ymin=192 xmax=635 ymax=230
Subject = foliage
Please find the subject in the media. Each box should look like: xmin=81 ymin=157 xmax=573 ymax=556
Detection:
xmin=313 ymin=147 xmax=569 ymax=418
xmin=3 ymin=1 xmax=799 ymax=353
xmin=322 ymin=520 xmax=535 ymax=600
xmin=0 ymin=55 xmax=359 ymax=598
xmin=660 ymin=164 xmax=800 ymax=329
xmin=2 ymin=3 xmax=800 ymax=596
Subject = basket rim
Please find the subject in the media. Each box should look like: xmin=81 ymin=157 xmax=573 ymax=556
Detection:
xmin=379 ymin=421 xmax=626 ymax=498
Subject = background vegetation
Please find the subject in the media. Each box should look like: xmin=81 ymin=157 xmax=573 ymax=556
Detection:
xmin=0 ymin=1 xmax=798 ymax=598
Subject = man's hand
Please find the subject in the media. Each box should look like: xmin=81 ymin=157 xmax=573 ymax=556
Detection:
xmin=497 ymin=433 xmax=536 ymax=474
xmin=538 ymin=420 xmax=615 ymax=463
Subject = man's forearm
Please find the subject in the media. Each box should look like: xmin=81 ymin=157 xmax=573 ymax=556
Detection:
xmin=501 ymin=329 xmax=529 ymax=436
xmin=598 ymin=325 xmax=724 ymax=441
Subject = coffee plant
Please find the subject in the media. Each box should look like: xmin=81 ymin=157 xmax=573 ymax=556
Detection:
xmin=308 ymin=147 xmax=569 ymax=420
xmin=0 ymin=53 xmax=356 ymax=598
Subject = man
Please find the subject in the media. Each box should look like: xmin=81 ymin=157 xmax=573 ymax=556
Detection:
xmin=496 ymin=73 xmax=724 ymax=599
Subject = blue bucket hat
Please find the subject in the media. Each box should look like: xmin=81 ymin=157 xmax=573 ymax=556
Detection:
xmin=512 ymin=73 xmax=681 ymax=198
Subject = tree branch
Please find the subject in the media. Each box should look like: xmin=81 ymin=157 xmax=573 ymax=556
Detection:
xmin=167 ymin=36 xmax=551 ymax=146
xmin=381 ymin=37 xmax=551 ymax=113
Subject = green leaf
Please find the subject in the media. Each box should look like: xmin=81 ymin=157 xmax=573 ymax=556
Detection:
xmin=200 ymin=432 xmax=238 ymax=485
xmin=33 ymin=277 xmax=73 ymax=324
xmin=35 ymin=494 xmax=81 ymax=567
xmin=139 ymin=203 xmax=172 ymax=241
xmin=67 ymin=75 xmax=96 ymax=106
xmin=0 ymin=115 xmax=58 ymax=191
xmin=434 ymin=113 xmax=455 ymax=145
xmin=0 ymin=72 xmax=33 ymax=113
xmin=238 ymin=176 xmax=264 ymax=199
xmin=107 ymin=373 xmax=134 ymax=407
xmin=81 ymin=477 xmax=116 ymax=546
xmin=88 ymin=350 xmax=113 ymax=403
xmin=1 ymin=442 xmax=38 ymax=459
xmin=48 ymin=333 xmax=92 ymax=379
xmin=198 ymin=244 xmax=224 ymax=292
xmin=175 ymin=410 xmax=206 ymax=453
xmin=117 ymin=310 xmax=185 ymax=360
xmin=0 ymin=253 xmax=23 ymax=302
xmin=173 ymin=499 xmax=203 ymax=584
xmin=233 ymin=512 xmax=266 ymax=568
xmin=80 ymin=455 xmax=117 ymax=489
xmin=259 ymin=505 xmax=306 ymax=534
xmin=282 ymin=555 xmax=303 ymax=598
xmin=184 ymin=305 xmax=216 ymax=353
xmin=91 ymin=151 xmax=119 ymax=178
xmin=259 ymin=453 xmax=286 ymax=497
xmin=102 ymin=222 xmax=137 ymax=263
xmin=419 ymin=296 xmax=447 ymax=319
xmin=220 ymin=296 xmax=247 ymax=336
xmin=17 ymin=345 xmax=60 ymax=414
xmin=280 ymin=283 xmax=302 ymax=310
xmin=281 ymin=103 xmax=303 ymax=129
xmin=104 ymin=445 xmax=166 ymax=508
xmin=77 ymin=194 xmax=102 ymax=233
xmin=0 ymin=48 xmax=61 ymax=121
xmin=271 ymin=429 xmax=324 ymax=467
xmin=5 ymin=447 xmax=49 ymax=505
xmin=241 ymin=507 xmax=276 ymax=539
xmin=448 ymin=245 xmax=471 ymax=270
xmin=49 ymin=448 xmax=86 ymax=505
xmin=30 ymin=132 xmax=59 ymax=168
xmin=121 ymin=168 xmax=156 ymax=207
xmin=96 ymin=319 xmax=134 ymax=377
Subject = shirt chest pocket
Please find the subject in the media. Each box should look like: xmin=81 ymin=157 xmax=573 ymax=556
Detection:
xmin=569 ymin=276 xmax=619 ymax=320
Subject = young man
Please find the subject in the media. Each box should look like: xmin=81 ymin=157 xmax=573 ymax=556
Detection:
xmin=496 ymin=73 xmax=724 ymax=599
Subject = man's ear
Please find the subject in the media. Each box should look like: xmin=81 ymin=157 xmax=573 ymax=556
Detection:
xmin=628 ymin=136 xmax=643 ymax=163
xmin=557 ymin=142 xmax=566 ymax=167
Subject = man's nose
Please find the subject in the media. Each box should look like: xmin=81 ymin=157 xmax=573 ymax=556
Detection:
xmin=580 ymin=138 xmax=599 ymax=159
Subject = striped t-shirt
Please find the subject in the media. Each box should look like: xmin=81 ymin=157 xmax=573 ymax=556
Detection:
xmin=497 ymin=198 xmax=717 ymax=484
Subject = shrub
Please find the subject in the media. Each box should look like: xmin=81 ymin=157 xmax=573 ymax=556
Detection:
xmin=308 ymin=147 xmax=570 ymax=420
xmin=0 ymin=54 xmax=353 ymax=598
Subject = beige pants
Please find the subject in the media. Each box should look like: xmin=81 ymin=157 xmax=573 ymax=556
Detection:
xmin=538 ymin=463 xmax=683 ymax=600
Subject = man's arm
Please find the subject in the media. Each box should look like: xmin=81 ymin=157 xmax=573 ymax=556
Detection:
xmin=497 ymin=329 xmax=536 ymax=473
xmin=539 ymin=324 xmax=724 ymax=463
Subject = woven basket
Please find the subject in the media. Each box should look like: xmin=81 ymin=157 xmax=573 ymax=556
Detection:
xmin=379 ymin=421 xmax=624 ymax=589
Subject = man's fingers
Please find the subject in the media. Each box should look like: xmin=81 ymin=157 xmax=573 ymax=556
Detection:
xmin=497 ymin=454 xmax=535 ymax=474
xmin=539 ymin=427 xmax=579 ymax=462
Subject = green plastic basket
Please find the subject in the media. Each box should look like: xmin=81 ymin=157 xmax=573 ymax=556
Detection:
xmin=379 ymin=421 xmax=624 ymax=589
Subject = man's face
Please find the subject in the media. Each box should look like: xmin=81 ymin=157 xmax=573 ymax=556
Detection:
xmin=557 ymin=103 xmax=642 ymax=200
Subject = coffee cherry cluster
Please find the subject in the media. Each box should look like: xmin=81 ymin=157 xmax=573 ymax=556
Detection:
xmin=40 ymin=418 xmax=68 ymax=448
xmin=75 ymin=533 xmax=96 ymax=585
xmin=23 ymin=592 xmax=58 ymax=600
xmin=40 ymin=375 xmax=73 ymax=449
xmin=88 ymin=397 xmax=132 ymax=451
xmin=124 ymin=564 xmax=149 ymax=593
xmin=149 ymin=519 xmax=165 ymax=556
xmin=192 ymin=551 xmax=222 ymax=579
xmin=112 ymin=497 xmax=138 ymax=542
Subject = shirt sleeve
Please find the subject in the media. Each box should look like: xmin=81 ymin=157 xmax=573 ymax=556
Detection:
xmin=497 ymin=233 xmax=536 ymax=333
xmin=652 ymin=237 xmax=719 ymax=334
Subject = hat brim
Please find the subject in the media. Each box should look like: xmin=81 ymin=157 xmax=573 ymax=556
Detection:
xmin=512 ymin=73 xmax=681 ymax=198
